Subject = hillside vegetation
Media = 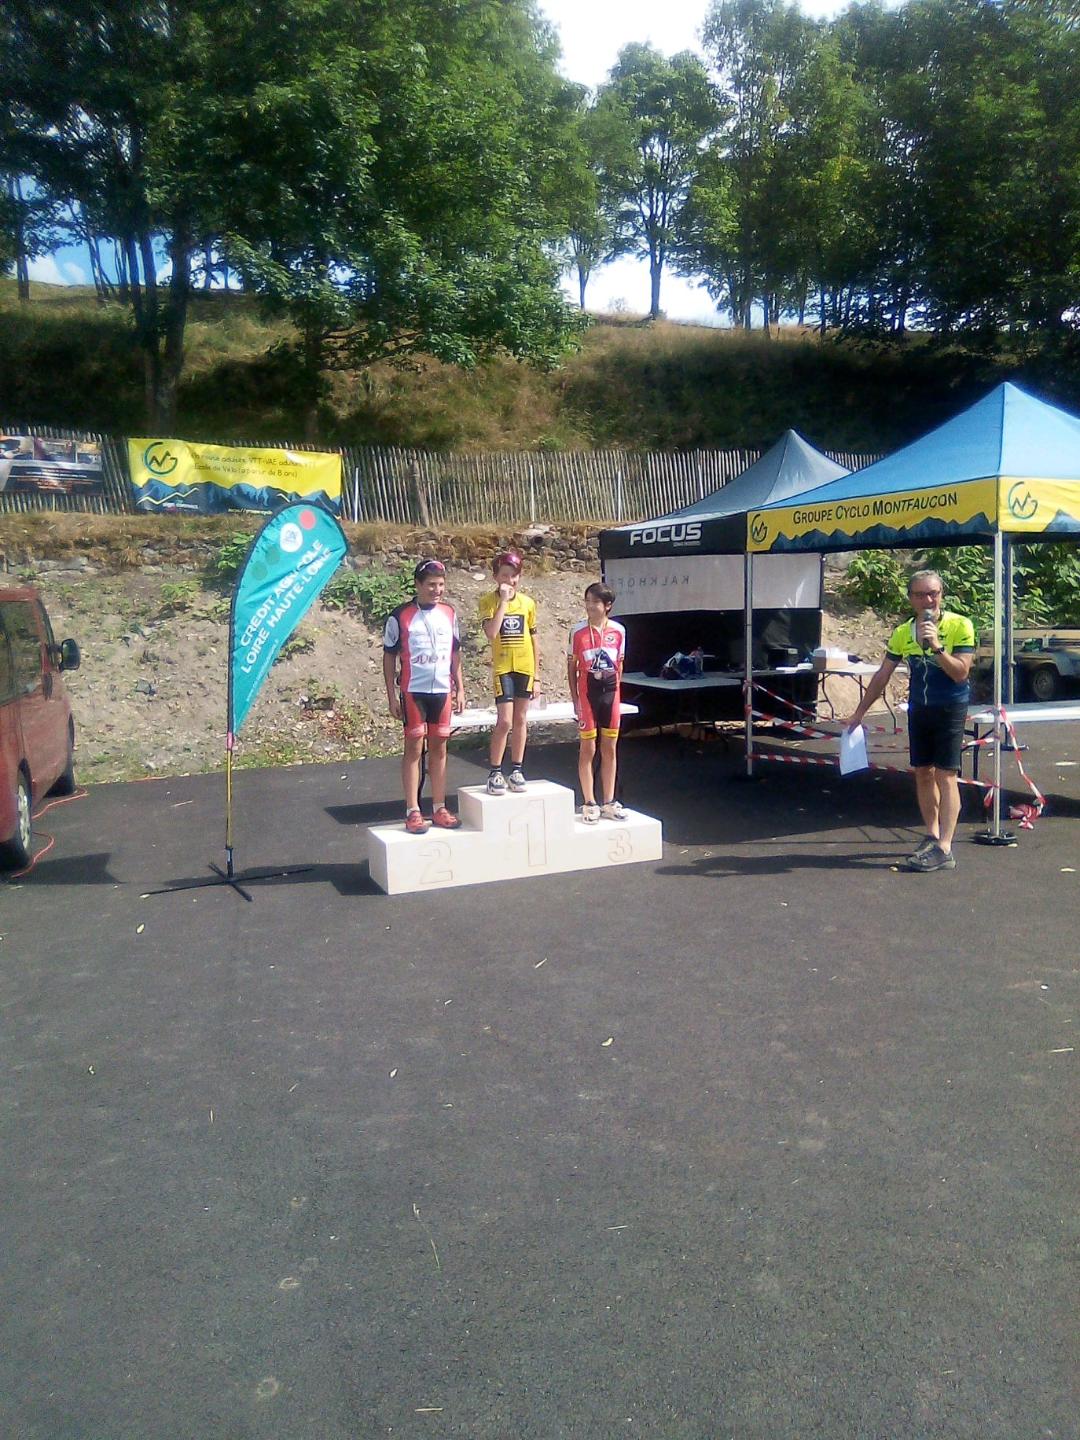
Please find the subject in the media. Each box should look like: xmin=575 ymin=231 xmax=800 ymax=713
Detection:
xmin=5 ymin=280 xmax=1078 ymax=455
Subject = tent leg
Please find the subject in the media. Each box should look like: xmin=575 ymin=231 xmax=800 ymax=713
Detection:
xmin=974 ymin=531 xmax=1016 ymax=847
xmin=744 ymin=552 xmax=754 ymax=777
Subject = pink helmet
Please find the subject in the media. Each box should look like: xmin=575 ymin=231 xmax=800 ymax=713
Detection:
xmin=492 ymin=551 xmax=522 ymax=575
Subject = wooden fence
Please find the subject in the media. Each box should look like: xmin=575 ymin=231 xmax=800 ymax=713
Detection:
xmin=2 ymin=425 xmax=878 ymax=526
xmin=342 ymin=446 xmax=876 ymax=526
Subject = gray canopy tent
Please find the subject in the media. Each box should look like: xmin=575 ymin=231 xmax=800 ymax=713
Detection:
xmin=599 ymin=432 xmax=851 ymax=720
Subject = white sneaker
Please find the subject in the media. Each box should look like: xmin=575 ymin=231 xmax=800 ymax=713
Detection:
xmin=486 ymin=771 xmax=508 ymax=795
xmin=601 ymin=800 xmax=628 ymax=821
xmin=581 ymin=803 xmax=600 ymax=824
xmin=508 ymin=768 xmax=527 ymax=793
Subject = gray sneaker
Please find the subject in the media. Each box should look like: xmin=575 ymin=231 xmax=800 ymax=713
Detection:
xmin=507 ymin=768 xmax=527 ymax=793
xmin=486 ymin=770 xmax=508 ymax=795
xmin=905 ymin=844 xmax=956 ymax=873
xmin=906 ymin=834 xmax=939 ymax=864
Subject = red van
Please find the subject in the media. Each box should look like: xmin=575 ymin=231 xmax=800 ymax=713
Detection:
xmin=0 ymin=585 xmax=81 ymax=869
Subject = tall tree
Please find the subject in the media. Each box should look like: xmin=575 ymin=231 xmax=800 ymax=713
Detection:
xmin=225 ymin=0 xmax=584 ymax=436
xmin=594 ymin=44 xmax=723 ymax=319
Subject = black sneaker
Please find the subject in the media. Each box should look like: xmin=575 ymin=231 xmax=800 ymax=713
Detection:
xmin=905 ymin=844 xmax=956 ymax=872
xmin=906 ymin=834 xmax=939 ymax=864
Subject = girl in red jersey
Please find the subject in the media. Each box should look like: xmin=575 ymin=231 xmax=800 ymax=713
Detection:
xmin=566 ymin=583 xmax=627 ymax=824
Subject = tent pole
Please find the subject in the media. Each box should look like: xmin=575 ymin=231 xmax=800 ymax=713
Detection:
xmin=744 ymin=552 xmax=754 ymax=777
xmin=1003 ymin=536 xmax=1015 ymax=708
xmin=975 ymin=530 xmax=1014 ymax=846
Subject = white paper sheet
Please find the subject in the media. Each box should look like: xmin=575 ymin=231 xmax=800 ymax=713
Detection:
xmin=839 ymin=725 xmax=869 ymax=776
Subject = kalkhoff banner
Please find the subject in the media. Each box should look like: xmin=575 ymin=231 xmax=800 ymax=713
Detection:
xmin=129 ymin=438 xmax=341 ymax=514
xmin=229 ymin=502 xmax=347 ymax=737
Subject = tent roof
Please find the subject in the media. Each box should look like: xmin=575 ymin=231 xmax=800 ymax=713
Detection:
xmin=757 ymin=383 xmax=1080 ymax=509
xmin=599 ymin=430 xmax=851 ymax=559
xmin=667 ymin=429 xmax=850 ymax=517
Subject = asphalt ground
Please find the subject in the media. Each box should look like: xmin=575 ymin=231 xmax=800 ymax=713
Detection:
xmin=2 ymin=724 xmax=1078 ymax=1440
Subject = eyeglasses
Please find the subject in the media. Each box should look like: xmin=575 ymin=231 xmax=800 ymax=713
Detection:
xmin=910 ymin=589 xmax=941 ymax=598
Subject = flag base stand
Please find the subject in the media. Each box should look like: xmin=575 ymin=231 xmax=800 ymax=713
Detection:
xmin=973 ymin=829 xmax=1017 ymax=847
xmin=144 ymin=857 xmax=312 ymax=901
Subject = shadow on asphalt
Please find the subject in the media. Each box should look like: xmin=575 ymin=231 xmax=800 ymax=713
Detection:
xmin=143 ymin=859 xmax=381 ymax=898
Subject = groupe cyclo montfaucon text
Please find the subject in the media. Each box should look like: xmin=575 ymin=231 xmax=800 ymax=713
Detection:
xmin=790 ymin=491 xmax=961 ymax=527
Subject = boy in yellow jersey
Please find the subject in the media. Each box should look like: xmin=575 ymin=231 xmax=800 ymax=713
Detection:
xmin=477 ymin=551 xmax=540 ymax=793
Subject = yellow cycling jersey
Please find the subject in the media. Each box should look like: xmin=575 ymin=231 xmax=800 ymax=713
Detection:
xmin=478 ymin=590 xmax=537 ymax=677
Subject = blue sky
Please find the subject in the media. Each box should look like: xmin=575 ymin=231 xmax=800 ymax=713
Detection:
xmin=32 ymin=0 xmax=866 ymax=325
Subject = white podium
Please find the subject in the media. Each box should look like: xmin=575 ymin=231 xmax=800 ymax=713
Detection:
xmin=367 ymin=780 xmax=663 ymax=895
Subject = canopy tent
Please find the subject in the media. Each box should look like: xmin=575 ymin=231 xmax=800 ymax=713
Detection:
xmin=598 ymin=433 xmax=851 ymax=700
xmin=604 ymin=428 xmax=850 ymax=560
xmin=747 ymin=382 xmax=1080 ymax=556
xmin=744 ymin=382 xmax=1080 ymax=839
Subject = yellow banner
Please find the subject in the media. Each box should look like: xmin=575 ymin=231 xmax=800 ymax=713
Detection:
xmin=748 ymin=479 xmax=999 ymax=552
xmin=998 ymin=477 xmax=1080 ymax=534
xmin=128 ymin=439 xmax=341 ymax=514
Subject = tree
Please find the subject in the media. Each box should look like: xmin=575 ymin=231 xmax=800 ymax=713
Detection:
xmin=222 ymin=0 xmax=586 ymax=434
xmin=593 ymin=44 xmax=723 ymax=319
xmin=698 ymin=0 xmax=818 ymax=329
xmin=550 ymin=89 xmax=621 ymax=311
xmin=2 ymin=0 xmax=584 ymax=433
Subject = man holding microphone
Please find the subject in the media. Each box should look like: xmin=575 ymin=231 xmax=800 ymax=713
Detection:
xmin=845 ymin=569 xmax=976 ymax=872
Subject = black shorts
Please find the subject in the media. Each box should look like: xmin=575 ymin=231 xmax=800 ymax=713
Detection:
xmin=401 ymin=691 xmax=453 ymax=738
xmin=495 ymin=671 xmax=534 ymax=703
xmin=908 ymin=704 xmax=966 ymax=771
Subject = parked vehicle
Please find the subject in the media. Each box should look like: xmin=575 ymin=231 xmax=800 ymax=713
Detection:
xmin=972 ymin=628 xmax=1080 ymax=703
xmin=0 ymin=585 xmax=81 ymax=869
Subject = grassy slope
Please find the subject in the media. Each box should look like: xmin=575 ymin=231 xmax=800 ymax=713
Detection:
xmin=4 ymin=278 xmax=1079 ymax=453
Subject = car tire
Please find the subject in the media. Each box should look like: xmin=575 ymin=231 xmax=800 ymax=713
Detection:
xmin=48 ymin=728 xmax=77 ymax=797
xmin=0 ymin=772 xmax=33 ymax=871
xmin=1028 ymin=665 xmax=1060 ymax=703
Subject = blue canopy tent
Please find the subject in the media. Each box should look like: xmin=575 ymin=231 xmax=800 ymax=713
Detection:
xmin=745 ymin=382 xmax=1080 ymax=837
xmin=598 ymin=434 xmax=851 ymax=717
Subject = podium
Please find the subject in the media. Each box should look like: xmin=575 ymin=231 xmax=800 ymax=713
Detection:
xmin=367 ymin=781 xmax=663 ymax=895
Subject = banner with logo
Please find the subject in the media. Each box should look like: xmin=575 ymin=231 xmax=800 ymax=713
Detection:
xmin=229 ymin=503 xmax=347 ymax=736
xmin=747 ymin=478 xmax=999 ymax=553
xmin=128 ymin=438 xmax=341 ymax=515
xmin=998 ymin=478 xmax=1080 ymax=535
xmin=1 ymin=432 xmax=104 ymax=496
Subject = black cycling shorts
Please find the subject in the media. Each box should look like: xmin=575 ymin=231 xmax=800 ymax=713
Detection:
xmin=908 ymin=704 xmax=967 ymax=771
xmin=495 ymin=671 xmax=534 ymax=703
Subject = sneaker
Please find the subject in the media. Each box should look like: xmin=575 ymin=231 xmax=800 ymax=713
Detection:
xmin=432 ymin=805 xmax=461 ymax=830
xmin=600 ymin=800 xmax=628 ymax=821
xmin=581 ymin=803 xmax=600 ymax=824
xmin=905 ymin=834 xmax=939 ymax=864
xmin=508 ymin=768 xmax=527 ymax=793
xmin=405 ymin=809 xmax=429 ymax=834
xmin=486 ymin=770 xmax=508 ymax=795
xmin=904 ymin=843 xmax=956 ymax=872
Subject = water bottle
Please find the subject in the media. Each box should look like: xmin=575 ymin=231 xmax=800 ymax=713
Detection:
xmin=691 ymin=647 xmax=705 ymax=675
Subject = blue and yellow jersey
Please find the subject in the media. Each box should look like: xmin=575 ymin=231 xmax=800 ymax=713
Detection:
xmin=886 ymin=610 xmax=975 ymax=707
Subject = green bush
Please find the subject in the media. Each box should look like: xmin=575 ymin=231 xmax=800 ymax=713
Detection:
xmin=1014 ymin=542 xmax=1080 ymax=626
xmin=158 ymin=579 xmax=200 ymax=613
xmin=839 ymin=550 xmax=907 ymax=613
xmin=918 ymin=547 xmax=995 ymax=629
xmin=841 ymin=542 xmax=1080 ymax=630
xmin=206 ymin=531 xmax=256 ymax=585
xmin=321 ymin=564 xmax=413 ymax=622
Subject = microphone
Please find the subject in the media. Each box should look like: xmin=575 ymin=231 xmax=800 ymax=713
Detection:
xmin=921 ymin=608 xmax=934 ymax=652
